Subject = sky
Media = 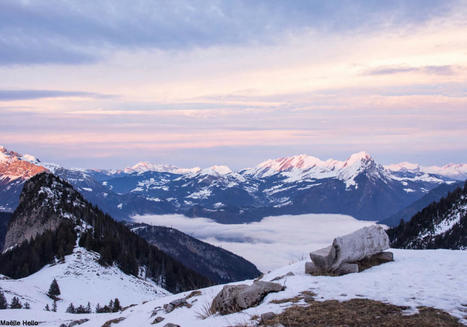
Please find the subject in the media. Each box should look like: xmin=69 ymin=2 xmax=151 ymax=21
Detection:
xmin=1 ymin=0 xmax=466 ymax=169
xmin=133 ymin=213 xmax=375 ymax=271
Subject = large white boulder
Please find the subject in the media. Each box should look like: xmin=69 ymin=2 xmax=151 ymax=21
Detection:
xmin=308 ymin=225 xmax=390 ymax=274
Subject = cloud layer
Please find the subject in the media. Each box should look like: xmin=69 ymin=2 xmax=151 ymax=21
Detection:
xmin=1 ymin=1 xmax=466 ymax=168
xmin=132 ymin=213 xmax=376 ymax=272
xmin=0 ymin=0 xmax=455 ymax=65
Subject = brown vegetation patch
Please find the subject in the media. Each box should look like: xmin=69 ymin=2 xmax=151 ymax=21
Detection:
xmin=185 ymin=290 xmax=202 ymax=300
xmin=269 ymin=291 xmax=316 ymax=305
xmin=121 ymin=303 xmax=137 ymax=312
xmin=261 ymin=298 xmax=463 ymax=327
xmin=101 ymin=317 xmax=126 ymax=327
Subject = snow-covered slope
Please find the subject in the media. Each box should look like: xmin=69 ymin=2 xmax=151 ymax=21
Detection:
xmin=388 ymin=182 xmax=467 ymax=249
xmin=2 ymin=249 xmax=466 ymax=326
xmin=0 ymin=246 xmax=169 ymax=312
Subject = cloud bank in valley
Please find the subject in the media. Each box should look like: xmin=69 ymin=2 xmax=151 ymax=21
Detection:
xmin=132 ymin=213 xmax=376 ymax=272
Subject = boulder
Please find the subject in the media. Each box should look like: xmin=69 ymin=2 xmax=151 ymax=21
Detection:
xmin=333 ymin=263 xmax=359 ymax=275
xmin=151 ymin=316 xmax=165 ymax=324
xmin=163 ymin=298 xmax=189 ymax=313
xmin=330 ymin=225 xmax=390 ymax=270
xmin=211 ymin=281 xmax=284 ymax=315
xmin=261 ymin=311 xmax=276 ymax=322
xmin=306 ymin=225 xmax=391 ymax=275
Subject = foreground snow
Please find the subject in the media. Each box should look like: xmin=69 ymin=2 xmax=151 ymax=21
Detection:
xmin=1 ymin=249 xmax=465 ymax=326
xmin=0 ymin=247 xmax=169 ymax=312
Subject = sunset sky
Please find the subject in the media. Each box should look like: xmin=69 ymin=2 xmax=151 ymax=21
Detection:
xmin=1 ymin=0 xmax=466 ymax=169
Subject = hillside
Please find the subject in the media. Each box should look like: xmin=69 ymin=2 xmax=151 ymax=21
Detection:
xmin=380 ymin=181 xmax=464 ymax=227
xmin=388 ymin=182 xmax=467 ymax=249
xmin=0 ymin=211 xmax=12 ymax=250
xmin=129 ymin=222 xmax=261 ymax=283
xmin=0 ymin=246 xmax=169 ymax=311
xmin=0 ymin=172 xmax=211 ymax=293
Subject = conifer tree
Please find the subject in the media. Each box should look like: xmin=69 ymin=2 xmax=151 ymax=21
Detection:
xmin=10 ymin=297 xmax=22 ymax=309
xmin=52 ymin=300 xmax=57 ymax=312
xmin=113 ymin=298 xmax=121 ymax=312
xmin=24 ymin=302 xmax=30 ymax=309
xmin=86 ymin=302 xmax=91 ymax=313
xmin=66 ymin=303 xmax=75 ymax=313
xmin=48 ymin=278 xmax=61 ymax=298
xmin=44 ymin=304 xmax=50 ymax=311
xmin=0 ymin=291 xmax=7 ymax=309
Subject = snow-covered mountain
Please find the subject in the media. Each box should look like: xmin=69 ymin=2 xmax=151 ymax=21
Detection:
xmin=388 ymin=182 xmax=467 ymax=249
xmin=1 ymin=249 xmax=465 ymax=326
xmin=0 ymin=145 xmax=462 ymax=222
xmin=386 ymin=162 xmax=467 ymax=181
xmin=0 ymin=146 xmax=47 ymax=211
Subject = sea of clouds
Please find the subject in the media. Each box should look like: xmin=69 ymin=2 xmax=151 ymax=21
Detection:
xmin=132 ymin=213 xmax=376 ymax=272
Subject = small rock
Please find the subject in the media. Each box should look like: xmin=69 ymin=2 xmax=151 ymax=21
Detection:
xmin=271 ymin=271 xmax=295 ymax=281
xmin=163 ymin=323 xmax=180 ymax=327
xmin=163 ymin=303 xmax=174 ymax=313
xmin=261 ymin=312 xmax=276 ymax=322
xmin=170 ymin=298 xmax=187 ymax=307
xmin=374 ymin=251 xmax=394 ymax=262
xmin=152 ymin=317 xmax=165 ymax=324
xmin=305 ymin=261 xmax=317 ymax=274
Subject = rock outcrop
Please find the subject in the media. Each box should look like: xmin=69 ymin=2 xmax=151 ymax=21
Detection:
xmin=211 ymin=281 xmax=284 ymax=315
xmin=3 ymin=173 xmax=84 ymax=251
xmin=305 ymin=225 xmax=393 ymax=275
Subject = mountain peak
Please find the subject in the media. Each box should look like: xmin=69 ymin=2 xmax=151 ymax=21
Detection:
xmin=0 ymin=146 xmax=47 ymax=181
xmin=344 ymin=151 xmax=373 ymax=166
xmin=125 ymin=161 xmax=201 ymax=175
xmin=199 ymin=165 xmax=232 ymax=176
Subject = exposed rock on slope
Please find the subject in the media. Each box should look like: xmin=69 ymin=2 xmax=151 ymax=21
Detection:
xmin=129 ymin=222 xmax=261 ymax=283
xmin=3 ymin=173 xmax=86 ymax=250
xmin=388 ymin=182 xmax=467 ymax=249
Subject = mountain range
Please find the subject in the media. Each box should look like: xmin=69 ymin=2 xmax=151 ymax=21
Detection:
xmin=1 ymin=145 xmax=465 ymax=223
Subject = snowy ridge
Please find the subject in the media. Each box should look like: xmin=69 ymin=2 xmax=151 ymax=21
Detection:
xmin=3 ymin=249 xmax=466 ymax=326
xmin=122 ymin=162 xmax=202 ymax=175
xmin=386 ymin=162 xmax=467 ymax=181
xmin=245 ymin=151 xmax=390 ymax=189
